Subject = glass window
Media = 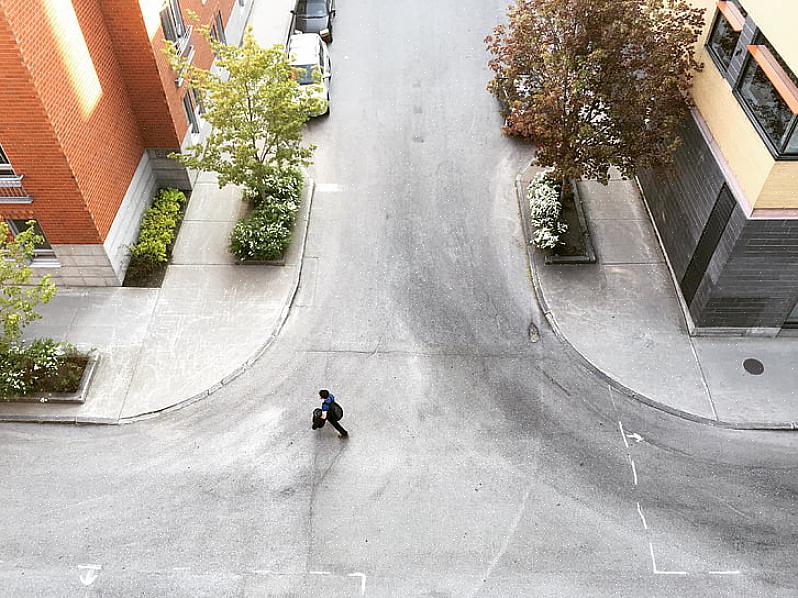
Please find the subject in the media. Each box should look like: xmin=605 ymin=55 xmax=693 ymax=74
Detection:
xmin=182 ymin=93 xmax=199 ymax=134
xmin=0 ymin=144 xmax=13 ymax=175
xmin=7 ymin=219 xmax=56 ymax=260
xmin=737 ymin=36 xmax=798 ymax=156
xmin=707 ymin=1 xmax=748 ymax=71
xmin=214 ymin=12 xmax=226 ymax=45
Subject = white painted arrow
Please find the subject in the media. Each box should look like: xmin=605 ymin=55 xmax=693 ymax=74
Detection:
xmin=626 ymin=432 xmax=644 ymax=443
xmin=77 ymin=564 xmax=102 ymax=586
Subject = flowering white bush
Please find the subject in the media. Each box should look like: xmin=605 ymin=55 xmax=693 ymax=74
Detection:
xmin=527 ymin=171 xmax=567 ymax=249
xmin=0 ymin=338 xmax=82 ymax=399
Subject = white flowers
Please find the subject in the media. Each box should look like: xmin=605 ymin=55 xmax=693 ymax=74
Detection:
xmin=527 ymin=170 xmax=567 ymax=249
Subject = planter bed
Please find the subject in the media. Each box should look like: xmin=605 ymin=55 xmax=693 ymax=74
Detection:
xmin=544 ymin=179 xmax=596 ymax=265
xmin=2 ymin=353 xmax=98 ymax=404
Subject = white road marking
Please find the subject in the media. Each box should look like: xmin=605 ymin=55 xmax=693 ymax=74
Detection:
xmin=628 ymin=455 xmax=638 ymax=486
xmin=618 ymin=421 xmax=630 ymax=449
xmin=649 ymin=543 xmax=688 ymax=576
xmin=709 ymin=570 xmax=741 ymax=575
xmin=309 ymin=571 xmax=331 ymax=575
xmin=348 ymin=572 xmax=367 ymax=595
xmin=172 ymin=567 xmax=190 ymax=571
xmin=316 ymin=183 xmax=344 ymax=193
xmin=626 ymin=432 xmax=644 ymax=443
xmin=637 ymin=502 xmax=648 ymax=530
xmin=77 ymin=564 xmax=102 ymax=586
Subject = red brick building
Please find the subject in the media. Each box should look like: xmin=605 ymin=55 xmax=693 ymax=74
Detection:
xmin=0 ymin=0 xmax=252 ymax=285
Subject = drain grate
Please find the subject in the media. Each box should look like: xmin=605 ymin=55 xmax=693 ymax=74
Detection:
xmin=743 ymin=358 xmax=764 ymax=375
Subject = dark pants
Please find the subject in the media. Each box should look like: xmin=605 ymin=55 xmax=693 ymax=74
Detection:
xmin=328 ymin=418 xmax=348 ymax=436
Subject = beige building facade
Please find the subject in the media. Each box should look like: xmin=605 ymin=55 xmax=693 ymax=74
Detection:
xmin=639 ymin=0 xmax=798 ymax=332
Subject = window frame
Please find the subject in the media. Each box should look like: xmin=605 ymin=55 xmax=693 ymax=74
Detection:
xmin=0 ymin=144 xmax=14 ymax=176
xmin=161 ymin=0 xmax=193 ymax=57
xmin=7 ymin=219 xmax=57 ymax=263
xmin=705 ymin=6 xmax=743 ymax=73
xmin=182 ymin=92 xmax=200 ymax=135
xmin=733 ymin=36 xmax=798 ymax=159
xmin=213 ymin=11 xmax=227 ymax=45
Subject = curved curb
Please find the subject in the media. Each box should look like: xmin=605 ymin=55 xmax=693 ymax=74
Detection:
xmin=515 ymin=172 xmax=796 ymax=432
xmin=0 ymin=177 xmax=316 ymax=427
xmin=119 ymin=176 xmax=316 ymax=424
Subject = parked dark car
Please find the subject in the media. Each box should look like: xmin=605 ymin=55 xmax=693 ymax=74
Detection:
xmin=291 ymin=0 xmax=336 ymax=43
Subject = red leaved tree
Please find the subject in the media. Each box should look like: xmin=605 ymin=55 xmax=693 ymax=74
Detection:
xmin=486 ymin=0 xmax=705 ymax=182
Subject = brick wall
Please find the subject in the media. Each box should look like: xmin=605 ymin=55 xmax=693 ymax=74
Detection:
xmin=0 ymin=1 xmax=98 ymax=244
xmin=149 ymin=0 xmax=238 ymax=145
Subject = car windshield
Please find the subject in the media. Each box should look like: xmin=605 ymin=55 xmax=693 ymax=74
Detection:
xmin=296 ymin=0 xmax=326 ymax=17
xmin=294 ymin=64 xmax=318 ymax=85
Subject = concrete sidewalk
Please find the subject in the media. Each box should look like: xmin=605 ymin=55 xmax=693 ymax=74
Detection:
xmin=0 ymin=0 xmax=305 ymax=424
xmin=519 ymin=165 xmax=798 ymax=430
xmin=0 ymin=173 xmax=312 ymax=424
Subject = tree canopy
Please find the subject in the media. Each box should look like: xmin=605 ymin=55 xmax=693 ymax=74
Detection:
xmin=486 ymin=0 xmax=705 ymax=182
xmin=168 ymin=28 xmax=319 ymax=204
xmin=0 ymin=221 xmax=56 ymax=346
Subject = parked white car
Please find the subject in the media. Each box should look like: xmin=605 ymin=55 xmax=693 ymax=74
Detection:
xmin=288 ymin=33 xmax=331 ymax=117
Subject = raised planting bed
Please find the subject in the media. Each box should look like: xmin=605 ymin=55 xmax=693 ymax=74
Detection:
xmin=123 ymin=189 xmax=190 ymax=288
xmin=1 ymin=351 xmax=98 ymax=404
xmin=544 ymin=179 xmax=596 ymax=265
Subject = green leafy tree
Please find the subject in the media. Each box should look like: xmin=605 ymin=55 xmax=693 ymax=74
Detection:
xmin=0 ymin=220 xmax=56 ymax=346
xmin=486 ymin=0 xmax=705 ymax=182
xmin=167 ymin=28 xmax=319 ymax=204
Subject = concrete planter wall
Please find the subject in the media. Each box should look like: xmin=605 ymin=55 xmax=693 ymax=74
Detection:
xmin=4 ymin=352 xmax=99 ymax=404
xmin=544 ymin=179 xmax=597 ymax=265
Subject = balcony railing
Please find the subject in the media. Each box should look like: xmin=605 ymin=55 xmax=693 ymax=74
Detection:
xmin=0 ymin=175 xmax=32 ymax=203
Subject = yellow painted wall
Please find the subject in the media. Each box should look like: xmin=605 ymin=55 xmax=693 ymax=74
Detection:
xmin=686 ymin=0 xmax=798 ymax=210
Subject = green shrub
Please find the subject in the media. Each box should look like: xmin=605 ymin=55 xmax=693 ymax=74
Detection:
xmin=527 ymin=171 xmax=567 ymax=249
xmin=0 ymin=339 xmax=88 ymax=399
xmin=128 ymin=188 xmax=187 ymax=274
xmin=252 ymin=166 xmax=304 ymax=208
xmin=229 ymin=208 xmax=295 ymax=261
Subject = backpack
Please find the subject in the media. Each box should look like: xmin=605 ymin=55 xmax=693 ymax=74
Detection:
xmin=329 ymin=401 xmax=344 ymax=421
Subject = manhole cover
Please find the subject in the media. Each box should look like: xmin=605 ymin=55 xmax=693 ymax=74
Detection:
xmin=743 ymin=358 xmax=764 ymax=375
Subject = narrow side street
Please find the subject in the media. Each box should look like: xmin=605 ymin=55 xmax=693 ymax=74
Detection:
xmin=0 ymin=0 xmax=796 ymax=596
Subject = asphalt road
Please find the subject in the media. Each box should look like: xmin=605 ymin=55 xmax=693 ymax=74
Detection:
xmin=1 ymin=0 xmax=797 ymax=596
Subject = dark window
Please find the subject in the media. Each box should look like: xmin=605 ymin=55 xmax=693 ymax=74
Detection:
xmin=706 ymin=2 xmax=746 ymax=71
xmin=213 ymin=12 xmax=227 ymax=45
xmin=191 ymin=87 xmax=205 ymax=115
xmin=160 ymin=0 xmax=190 ymax=49
xmin=7 ymin=219 xmax=56 ymax=261
xmin=183 ymin=93 xmax=200 ymax=134
xmin=0 ymin=144 xmax=13 ymax=176
xmin=737 ymin=34 xmax=798 ymax=156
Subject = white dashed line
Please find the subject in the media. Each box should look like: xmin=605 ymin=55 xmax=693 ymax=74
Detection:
xmin=628 ymin=455 xmax=638 ymax=486
xmin=637 ymin=502 xmax=648 ymax=530
xmin=709 ymin=570 xmax=741 ymax=575
xmin=618 ymin=421 xmax=630 ymax=449
xmin=309 ymin=571 xmax=331 ymax=575
xmin=649 ymin=543 xmax=688 ymax=576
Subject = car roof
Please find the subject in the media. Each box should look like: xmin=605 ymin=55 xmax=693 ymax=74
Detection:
xmin=288 ymin=33 xmax=321 ymax=64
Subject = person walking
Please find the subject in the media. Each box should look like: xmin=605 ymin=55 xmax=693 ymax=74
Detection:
xmin=317 ymin=389 xmax=348 ymax=438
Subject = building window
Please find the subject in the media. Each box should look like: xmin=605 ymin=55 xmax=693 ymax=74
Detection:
xmin=737 ymin=35 xmax=798 ymax=157
xmin=191 ymin=87 xmax=205 ymax=115
xmin=7 ymin=219 xmax=57 ymax=262
xmin=183 ymin=93 xmax=200 ymax=134
xmin=210 ymin=11 xmax=227 ymax=46
xmin=161 ymin=0 xmax=192 ymax=55
xmin=706 ymin=1 xmax=747 ymax=71
xmin=0 ymin=144 xmax=14 ymax=176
